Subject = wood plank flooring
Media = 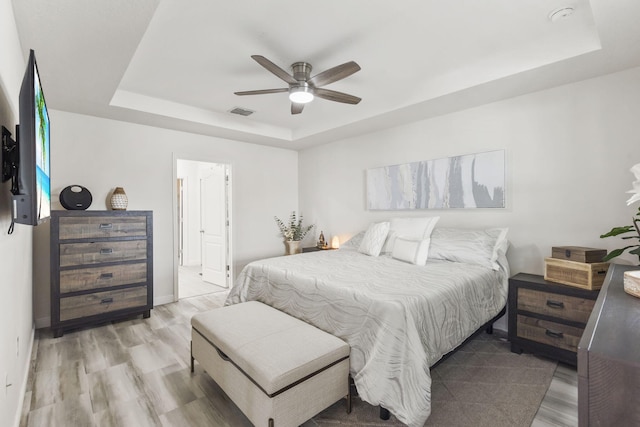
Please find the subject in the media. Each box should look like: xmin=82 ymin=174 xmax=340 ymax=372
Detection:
xmin=20 ymin=291 xmax=579 ymax=426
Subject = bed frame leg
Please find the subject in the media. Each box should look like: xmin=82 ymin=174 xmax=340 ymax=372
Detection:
xmin=380 ymin=407 xmax=390 ymax=420
xmin=190 ymin=341 xmax=195 ymax=373
xmin=486 ymin=323 xmax=494 ymax=335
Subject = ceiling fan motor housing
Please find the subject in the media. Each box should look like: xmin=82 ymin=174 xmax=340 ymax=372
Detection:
xmin=291 ymin=62 xmax=313 ymax=82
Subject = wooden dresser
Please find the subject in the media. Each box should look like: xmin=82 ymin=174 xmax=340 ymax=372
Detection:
xmin=578 ymin=264 xmax=640 ymax=426
xmin=50 ymin=210 xmax=153 ymax=337
xmin=508 ymin=273 xmax=599 ymax=365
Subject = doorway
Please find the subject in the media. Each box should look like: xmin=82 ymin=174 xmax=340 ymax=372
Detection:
xmin=175 ymin=159 xmax=231 ymax=299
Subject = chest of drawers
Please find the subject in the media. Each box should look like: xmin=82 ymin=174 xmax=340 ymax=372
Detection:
xmin=508 ymin=273 xmax=599 ymax=365
xmin=50 ymin=210 xmax=153 ymax=337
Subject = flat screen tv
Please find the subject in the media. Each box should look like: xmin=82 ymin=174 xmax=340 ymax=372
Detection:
xmin=12 ymin=50 xmax=51 ymax=226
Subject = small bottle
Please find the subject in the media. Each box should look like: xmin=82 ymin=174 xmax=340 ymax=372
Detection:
xmin=318 ymin=231 xmax=326 ymax=248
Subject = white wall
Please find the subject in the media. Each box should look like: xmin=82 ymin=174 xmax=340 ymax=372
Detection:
xmin=299 ymin=66 xmax=640 ymax=329
xmin=0 ymin=1 xmax=34 ymax=425
xmin=33 ymin=111 xmax=298 ymax=326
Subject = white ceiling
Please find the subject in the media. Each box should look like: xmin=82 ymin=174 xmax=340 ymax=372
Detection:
xmin=11 ymin=0 xmax=640 ymax=150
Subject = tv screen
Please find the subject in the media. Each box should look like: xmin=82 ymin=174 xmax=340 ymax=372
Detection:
xmin=13 ymin=50 xmax=50 ymax=225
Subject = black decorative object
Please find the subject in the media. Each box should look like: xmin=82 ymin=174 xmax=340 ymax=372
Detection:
xmin=59 ymin=185 xmax=92 ymax=210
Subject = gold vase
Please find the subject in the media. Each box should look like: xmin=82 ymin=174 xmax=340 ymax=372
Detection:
xmin=110 ymin=187 xmax=128 ymax=210
xmin=285 ymin=240 xmax=301 ymax=255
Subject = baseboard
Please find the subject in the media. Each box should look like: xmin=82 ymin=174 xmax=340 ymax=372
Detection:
xmin=35 ymin=316 xmax=50 ymax=329
xmin=13 ymin=326 xmax=35 ymax=427
xmin=154 ymin=294 xmax=176 ymax=306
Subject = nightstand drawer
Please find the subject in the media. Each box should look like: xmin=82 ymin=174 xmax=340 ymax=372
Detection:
xmin=516 ymin=315 xmax=584 ymax=353
xmin=59 ymin=215 xmax=148 ymax=240
xmin=517 ymin=287 xmax=595 ymax=324
xmin=60 ymin=263 xmax=147 ymax=293
xmin=60 ymin=240 xmax=147 ymax=267
xmin=59 ymin=286 xmax=148 ymax=322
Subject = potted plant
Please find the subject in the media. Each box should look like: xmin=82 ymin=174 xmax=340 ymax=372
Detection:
xmin=600 ymin=163 xmax=640 ymax=263
xmin=274 ymin=211 xmax=315 ymax=255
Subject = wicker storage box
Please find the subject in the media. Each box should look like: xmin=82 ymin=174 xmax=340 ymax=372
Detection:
xmin=544 ymin=258 xmax=609 ymax=290
xmin=551 ymin=246 xmax=607 ymax=263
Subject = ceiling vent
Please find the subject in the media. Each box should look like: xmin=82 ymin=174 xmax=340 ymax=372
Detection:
xmin=229 ymin=107 xmax=254 ymax=116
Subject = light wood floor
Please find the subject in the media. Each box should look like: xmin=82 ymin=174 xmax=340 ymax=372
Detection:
xmin=179 ymin=265 xmax=228 ymax=299
xmin=20 ymin=291 xmax=579 ymax=426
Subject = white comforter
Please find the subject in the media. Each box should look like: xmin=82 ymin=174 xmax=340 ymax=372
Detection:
xmin=225 ymin=250 xmax=508 ymax=426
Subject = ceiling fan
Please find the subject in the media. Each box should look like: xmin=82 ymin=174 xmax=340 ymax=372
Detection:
xmin=235 ymin=55 xmax=361 ymax=115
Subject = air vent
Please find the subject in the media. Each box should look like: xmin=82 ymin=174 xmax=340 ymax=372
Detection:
xmin=229 ymin=107 xmax=254 ymax=116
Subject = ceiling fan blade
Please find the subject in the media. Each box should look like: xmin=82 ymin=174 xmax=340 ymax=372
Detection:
xmin=235 ymin=88 xmax=289 ymax=96
xmin=314 ymin=88 xmax=361 ymax=105
xmin=251 ymin=55 xmax=297 ymax=85
xmin=291 ymin=102 xmax=304 ymax=115
xmin=308 ymin=61 xmax=361 ymax=87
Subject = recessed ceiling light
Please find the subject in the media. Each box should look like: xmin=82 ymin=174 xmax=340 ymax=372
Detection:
xmin=548 ymin=7 xmax=575 ymax=22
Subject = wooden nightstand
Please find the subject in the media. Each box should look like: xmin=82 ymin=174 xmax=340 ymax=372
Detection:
xmin=302 ymin=246 xmax=337 ymax=253
xmin=508 ymin=273 xmax=599 ymax=366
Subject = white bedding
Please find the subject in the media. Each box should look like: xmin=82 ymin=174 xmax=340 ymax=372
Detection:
xmin=225 ymin=249 xmax=508 ymax=426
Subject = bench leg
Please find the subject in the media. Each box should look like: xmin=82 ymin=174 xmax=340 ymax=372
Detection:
xmin=190 ymin=341 xmax=194 ymax=373
xmin=380 ymin=407 xmax=390 ymax=420
xmin=346 ymin=386 xmax=352 ymax=414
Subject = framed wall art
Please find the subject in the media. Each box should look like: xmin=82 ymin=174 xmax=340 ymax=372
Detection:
xmin=366 ymin=149 xmax=505 ymax=210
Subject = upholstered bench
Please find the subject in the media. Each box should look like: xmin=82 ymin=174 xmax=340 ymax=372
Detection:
xmin=190 ymin=301 xmax=351 ymax=427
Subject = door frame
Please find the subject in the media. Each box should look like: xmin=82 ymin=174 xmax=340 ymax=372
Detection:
xmin=172 ymin=154 xmax=233 ymax=302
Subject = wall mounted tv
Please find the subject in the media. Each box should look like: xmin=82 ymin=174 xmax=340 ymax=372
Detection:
xmin=1 ymin=49 xmax=51 ymax=233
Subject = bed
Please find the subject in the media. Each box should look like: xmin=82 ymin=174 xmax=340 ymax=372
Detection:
xmin=225 ymin=225 xmax=509 ymax=427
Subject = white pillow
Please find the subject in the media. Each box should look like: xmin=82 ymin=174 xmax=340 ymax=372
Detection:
xmin=339 ymin=231 xmax=365 ymax=251
xmin=392 ymin=237 xmax=430 ymax=266
xmin=381 ymin=216 xmax=440 ymax=254
xmin=358 ymin=222 xmax=390 ymax=257
xmin=429 ymin=228 xmax=508 ymax=270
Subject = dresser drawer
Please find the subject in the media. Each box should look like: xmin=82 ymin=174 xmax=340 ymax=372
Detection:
xmin=59 ymin=215 xmax=148 ymax=240
xmin=59 ymin=286 xmax=148 ymax=322
xmin=516 ymin=314 xmax=584 ymax=353
xmin=60 ymin=263 xmax=147 ymax=293
xmin=517 ymin=287 xmax=595 ymax=324
xmin=60 ymin=240 xmax=147 ymax=267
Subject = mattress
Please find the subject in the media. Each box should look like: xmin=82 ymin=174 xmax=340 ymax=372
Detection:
xmin=226 ymin=249 xmax=508 ymax=426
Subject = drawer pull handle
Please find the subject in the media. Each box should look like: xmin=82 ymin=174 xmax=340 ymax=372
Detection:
xmin=99 ymin=273 xmax=113 ymax=279
xmin=100 ymin=248 xmax=113 ymax=255
xmin=545 ymin=329 xmax=564 ymax=339
xmin=100 ymin=298 xmax=114 ymax=304
xmin=215 ymin=347 xmax=230 ymax=362
xmin=597 ymin=270 xmax=607 ymax=275
xmin=99 ymin=223 xmax=113 ymax=229
xmin=546 ymin=300 xmax=564 ymax=309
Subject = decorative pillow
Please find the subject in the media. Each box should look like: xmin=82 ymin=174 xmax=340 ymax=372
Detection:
xmin=358 ymin=222 xmax=390 ymax=257
xmin=429 ymin=227 xmax=508 ymax=270
xmin=392 ymin=237 xmax=430 ymax=266
xmin=381 ymin=216 xmax=440 ymax=254
xmin=340 ymin=231 xmax=365 ymax=251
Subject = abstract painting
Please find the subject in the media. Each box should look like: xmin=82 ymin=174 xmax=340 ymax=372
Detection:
xmin=367 ymin=150 xmax=505 ymax=210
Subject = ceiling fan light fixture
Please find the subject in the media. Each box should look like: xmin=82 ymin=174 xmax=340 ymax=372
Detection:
xmin=289 ymin=86 xmax=314 ymax=104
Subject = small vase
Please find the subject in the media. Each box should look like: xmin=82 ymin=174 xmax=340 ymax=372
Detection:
xmin=110 ymin=187 xmax=128 ymax=210
xmin=285 ymin=240 xmax=301 ymax=255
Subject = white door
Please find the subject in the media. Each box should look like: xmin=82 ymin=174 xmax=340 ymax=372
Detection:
xmin=200 ymin=165 xmax=228 ymax=287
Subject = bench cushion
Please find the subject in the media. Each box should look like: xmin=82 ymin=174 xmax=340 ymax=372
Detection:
xmin=191 ymin=301 xmax=349 ymax=396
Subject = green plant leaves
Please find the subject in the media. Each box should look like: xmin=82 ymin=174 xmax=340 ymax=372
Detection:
xmin=600 ymin=226 xmax=634 ymax=238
